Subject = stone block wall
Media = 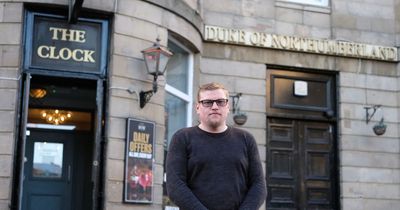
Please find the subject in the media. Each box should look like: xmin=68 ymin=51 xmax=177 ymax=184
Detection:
xmin=202 ymin=1 xmax=400 ymax=210
xmin=204 ymin=0 xmax=398 ymax=45
xmin=106 ymin=1 xmax=201 ymax=209
xmin=105 ymin=0 xmax=170 ymax=207
xmin=0 ymin=2 xmax=23 ymax=210
xmin=0 ymin=0 xmax=399 ymax=210
xmin=0 ymin=0 xmax=202 ymax=209
xmin=332 ymin=0 xmax=397 ymax=46
xmin=339 ymin=70 xmax=400 ymax=209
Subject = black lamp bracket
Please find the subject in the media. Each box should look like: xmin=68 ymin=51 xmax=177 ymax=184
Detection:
xmin=229 ymin=93 xmax=248 ymax=125
xmin=139 ymin=90 xmax=154 ymax=108
xmin=229 ymin=93 xmax=242 ymax=114
xmin=139 ymin=76 xmax=159 ymax=108
xmin=364 ymin=104 xmax=382 ymax=124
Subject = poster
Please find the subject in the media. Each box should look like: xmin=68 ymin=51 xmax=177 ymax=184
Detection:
xmin=124 ymin=118 xmax=155 ymax=203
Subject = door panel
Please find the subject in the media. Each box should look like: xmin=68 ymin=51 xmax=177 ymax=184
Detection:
xmin=267 ymin=118 xmax=336 ymax=209
xmin=301 ymin=122 xmax=333 ymax=209
xmin=22 ymin=129 xmax=74 ymax=210
xmin=268 ymin=119 xmax=297 ymax=209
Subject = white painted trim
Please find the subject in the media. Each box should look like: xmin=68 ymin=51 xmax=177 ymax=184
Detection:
xmin=165 ymin=85 xmax=191 ymax=102
xmin=166 ymin=37 xmax=194 ymax=128
xmin=186 ymin=53 xmax=194 ymax=127
xmin=278 ymin=0 xmax=329 ymax=7
xmin=27 ymin=123 xmax=76 ymax=130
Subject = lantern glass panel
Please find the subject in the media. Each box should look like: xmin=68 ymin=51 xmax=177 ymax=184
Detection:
xmin=143 ymin=51 xmax=159 ymax=75
xmin=158 ymin=53 xmax=171 ymax=75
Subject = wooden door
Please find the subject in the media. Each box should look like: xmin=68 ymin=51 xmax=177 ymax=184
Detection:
xmin=267 ymin=118 xmax=337 ymax=210
xmin=266 ymin=68 xmax=338 ymax=209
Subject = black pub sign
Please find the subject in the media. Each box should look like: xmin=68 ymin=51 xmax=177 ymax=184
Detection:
xmin=24 ymin=12 xmax=109 ymax=75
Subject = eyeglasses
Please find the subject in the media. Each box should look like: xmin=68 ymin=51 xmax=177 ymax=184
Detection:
xmin=199 ymin=99 xmax=228 ymax=107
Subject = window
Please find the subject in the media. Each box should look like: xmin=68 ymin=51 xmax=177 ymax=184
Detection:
xmin=278 ymin=0 xmax=329 ymax=7
xmin=164 ymin=38 xmax=194 ymax=150
xmin=163 ymin=37 xmax=194 ymax=205
xmin=33 ymin=142 xmax=64 ymax=178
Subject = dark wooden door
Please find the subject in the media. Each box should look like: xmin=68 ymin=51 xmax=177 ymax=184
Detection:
xmin=22 ymin=129 xmax=74 ymax=210
xmin=267 ymin=118 xmax=336 ymax=209
xmin=265 ymin=68 xmax=338 ymax=209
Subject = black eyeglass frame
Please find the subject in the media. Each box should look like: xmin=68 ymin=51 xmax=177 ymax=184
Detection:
xmin=199 ymin=99 xmax=229 ymax=107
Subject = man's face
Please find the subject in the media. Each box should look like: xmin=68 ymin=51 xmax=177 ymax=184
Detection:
xmin=196 ymin=89 xmax=230 ymax=130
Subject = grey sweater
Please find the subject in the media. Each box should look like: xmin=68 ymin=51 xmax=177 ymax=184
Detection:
xmin=166 ymin=126 xmax=267 ymax=210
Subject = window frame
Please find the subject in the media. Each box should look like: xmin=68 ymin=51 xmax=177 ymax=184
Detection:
xmin=165 ymin=37 xmax=194 ymax=129
xmin=278 ymin=0 xmax=329 ymax=7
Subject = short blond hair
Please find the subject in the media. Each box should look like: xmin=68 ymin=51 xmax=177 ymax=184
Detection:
xmin=197 ymin=82 xmax=229 ymax=101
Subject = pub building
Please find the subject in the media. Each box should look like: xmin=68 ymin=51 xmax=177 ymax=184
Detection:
xmin=0 ymin=0 xmax=399 ymax=210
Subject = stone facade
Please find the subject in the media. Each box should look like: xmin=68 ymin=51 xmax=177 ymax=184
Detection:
xmin=0 ymin=2 xmax=23 ymax=210
xmin=0 ymin=0 xmax=399 ymax=210
xmin=201 ymin=1 xmax=400 ymax=210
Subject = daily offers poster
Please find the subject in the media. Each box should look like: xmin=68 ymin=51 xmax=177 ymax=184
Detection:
xmin=124 ymin=118 xmax=155 ymax=203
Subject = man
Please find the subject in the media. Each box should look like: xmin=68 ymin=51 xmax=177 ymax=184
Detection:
xmin=166 ymin=82 xmax=267 ymax=210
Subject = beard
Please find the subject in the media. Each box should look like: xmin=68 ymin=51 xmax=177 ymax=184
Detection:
xmin=208 ymin=120 xmax=222 ymax=129
xmin=197 ymin=110 xmax=228 ymax=132
xmin=206 ymin=115 xmax=225 ymax=129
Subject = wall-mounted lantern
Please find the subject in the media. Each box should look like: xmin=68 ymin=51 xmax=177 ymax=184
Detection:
xmin=364 ymin=104 xmax=386 ymax=135
xmin=230 ymin=93 xmax=247 ymax=125
xmin=140 ymin=38 xmax=173 ymax=108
